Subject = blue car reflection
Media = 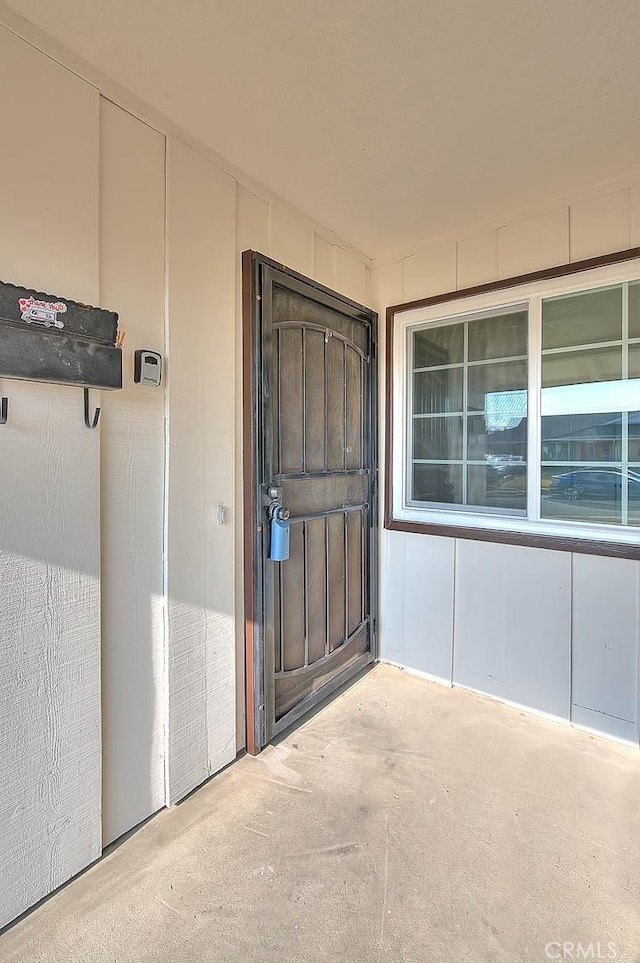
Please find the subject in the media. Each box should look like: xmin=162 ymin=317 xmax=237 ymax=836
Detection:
xmin=550 ymin=468 xmax=640 ymax=500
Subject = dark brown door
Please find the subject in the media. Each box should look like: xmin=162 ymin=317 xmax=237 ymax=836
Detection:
xmin=243 ymin=252 xmax=377 ymax=753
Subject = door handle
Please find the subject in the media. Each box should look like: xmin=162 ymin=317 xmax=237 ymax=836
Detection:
xmin=266 ymin=485 xmax=285 ymax=520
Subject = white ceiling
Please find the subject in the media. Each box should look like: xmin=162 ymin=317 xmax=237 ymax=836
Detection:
xmin=4 ymin=0 xmax=640 ymax=259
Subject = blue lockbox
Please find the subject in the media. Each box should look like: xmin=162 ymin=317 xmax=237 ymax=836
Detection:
xmin=269 ymin=507 xmax=291 ymax=561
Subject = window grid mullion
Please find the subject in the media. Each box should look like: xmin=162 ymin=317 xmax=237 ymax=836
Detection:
xmin=413 ymin=354 xmax=527 ymax=373
xmin=541 ymin=340 xmax=623 ymax=356
xmin=527 ymin=296 xmax=542 ymax=523
xmin=406 ymin=327 xmax=415 ymax=505
xmin=462 ymin=322 xmax=469 ymax=506
xmin=622 ymin=282 xmax=629 ymax=527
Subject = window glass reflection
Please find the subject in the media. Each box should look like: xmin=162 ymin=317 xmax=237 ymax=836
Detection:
xmin=625 ymin=467 xmax=640 ymax=525
xmin=627 ymin=412 xmax=640 ymax=461
xmin=405 ymin=278 xmax=640 ymax=530
xmin=411 ymin=309 xmax=528 ymax=512
xmin=542 ymin=346 xmax=621 ymax=388
xmin=468 ymin=311 xmax=527 ymax=361
xmin=628 ymin=344 xmax=640 ymax=380
xmin=541 ymin=465 xmax=625 ymax=525
xmin=468 ymin=465 xmax=527 ymax=511
xmin=540 ymin=284 xmax=638 ymax=527
xmin=629 ymin=281 xmax=640 ymax=339
xmin=413 ymin=417 xmax=463 ymax=461
xmin=412 ymin=463 xmax=462 ymax=504
xmin=541 ymin=412 xmax=621 ymax=463
xmin=414 ymin=326 xmax=464 ymax=368
xmin=413 ymin=368 xmax=462 ymax=415
xmin=542 ymin=286 xmax=622 ymax=349
xmin=468 ymin=361 xmax=528 ymax=411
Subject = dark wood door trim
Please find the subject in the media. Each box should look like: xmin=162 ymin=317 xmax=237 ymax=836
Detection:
xmin=242 ymin=249 xmax=259 ymax=755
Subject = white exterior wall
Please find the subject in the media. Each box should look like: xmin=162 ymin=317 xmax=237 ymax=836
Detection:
xmin=0 ymin=29 xmax=102 ymax=927
xmin=165 ymin=137 xmax=237 ymax=804
xmin=99 ymin=100 xmax=167 ymax=846
xmin=373 ymin=183 xmax=640 ymax=746
xmin=0 ymin=20 xmax=371 ymax=926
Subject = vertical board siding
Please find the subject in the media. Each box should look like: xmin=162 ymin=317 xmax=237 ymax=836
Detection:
xmin=314 ymin=234 xmax=334 ymax=288
xmin=402 ymin=240 xmax=456 ymax=302
xmin=333 ymin=246 xmax=368 ymax=305
xmin=237 ymin=187 xmax=270 ymax=257
xmin=370 ymin=261 xmax=403 ymax=310
xmin=270 ymin=203 xmax=314 ymax=277
xmin=99 ymin=100 xmax=167 ymax=845
xmin=166 ymin=137 xmax=236 ymax=804
xmin=572 ymin=554 xmax=639 ymax=743
xmin=456 ymin=231 xmax=498 ymax=290
xmin=0 ymin=27 xmax=101 ymax=928
xmin=453 ymin=541 xmax=571 ymax=719
xmin=569 ymin=189 xmax=631 ymax=263
xmin=402 ymin=534 xmax=455 ymax=684
xmin=381 ymin=532 xmax=455 ymax=684
xmin=0 ymin=31 xmax=98 ymax=303
xmin=497 ymin=208 xmax=570 ymax=278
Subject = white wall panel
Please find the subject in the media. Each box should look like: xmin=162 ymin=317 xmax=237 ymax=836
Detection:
xmin=381 ymin=531 xmax=455 ymax=684
xmin=99 ymin=100 xmax=166 ymax=845
xmin=0 ymin=26 xmax=101 ymax=928
xmin=237 ymin=186 xmax=270 ymax=258
xmin=570 ymin=190 xmax=630 ymax=262
xmin=402 ymin=239 xmax=456 ymax=301
xmin=457 ymin=231 xmax=498 ymax=289
xmin=453 ymin=541 xmax=571 ymax=719
xmin=270 ymin=202 xmax=314 ymax=276
xmin=166 ymin=137 xmax=236 ymax=804
xmin=333 ymin=245 xmax=368 ymax=304
xmin=370 ymin=260 xmax=403 ymax=310
xmin=314 ymin=233 xmax=334 ymax=288
xmin=498 ymin=208 xmax=569 ymax=278
xmin=380 ymin=530 xmax=408 ymax=666
xmin=572 ymin=554 xmax=639 ymax=743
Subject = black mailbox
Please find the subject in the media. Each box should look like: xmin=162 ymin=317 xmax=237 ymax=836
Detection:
xmin=0 ymin=280 xmax=122 ymax=390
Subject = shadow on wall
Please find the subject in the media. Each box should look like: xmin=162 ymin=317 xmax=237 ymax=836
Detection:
xmin=0 ymin=373 xmax=236 ymax=879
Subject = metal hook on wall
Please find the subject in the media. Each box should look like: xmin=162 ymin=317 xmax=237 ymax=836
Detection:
xmin=0 ymin=396 xmax=7 ymax=425
xmin=83 ymin=388 xmax=100 ymax=429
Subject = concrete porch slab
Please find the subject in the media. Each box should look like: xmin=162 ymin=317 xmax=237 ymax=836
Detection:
xmin=2 ymin=663 xmax=640 ymax=962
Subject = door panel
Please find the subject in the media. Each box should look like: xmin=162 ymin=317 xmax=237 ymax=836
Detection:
xmin=243 ymin=252 xmax=377 ymax=751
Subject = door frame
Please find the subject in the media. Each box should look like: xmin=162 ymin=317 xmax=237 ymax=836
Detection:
xmin=242 ymin=250 xmax=378 ymax=755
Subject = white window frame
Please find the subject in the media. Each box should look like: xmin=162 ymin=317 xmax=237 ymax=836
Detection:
xmin=390 ymin=256 xmax=640 ymax=548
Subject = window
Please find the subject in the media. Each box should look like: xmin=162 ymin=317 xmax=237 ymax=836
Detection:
xmin=389 ymin=255 xmax=640 ymax=549
xmin=410 ymin=307 xmax=528 ymax=514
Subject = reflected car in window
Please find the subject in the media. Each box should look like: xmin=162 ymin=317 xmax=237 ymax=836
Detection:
xmin=549 ymin=468 xmax=640 ymax=500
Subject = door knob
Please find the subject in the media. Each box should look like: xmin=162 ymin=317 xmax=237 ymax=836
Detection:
xmin=266 ymin=484 xmax=284 ymax=519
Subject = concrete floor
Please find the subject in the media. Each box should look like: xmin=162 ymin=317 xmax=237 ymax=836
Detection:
xmin=2 ymin=663 xmax=640 ymax=962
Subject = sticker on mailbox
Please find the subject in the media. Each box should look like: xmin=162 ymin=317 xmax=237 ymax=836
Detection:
xmin=18 ymin=296 xmax=67 ymax=329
